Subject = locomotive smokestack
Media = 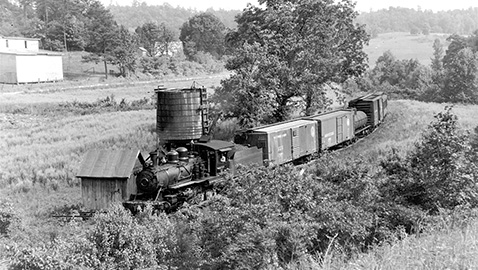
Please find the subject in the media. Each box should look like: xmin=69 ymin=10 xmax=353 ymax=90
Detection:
xmin=150 ymin=150 xmax=158 ymax=167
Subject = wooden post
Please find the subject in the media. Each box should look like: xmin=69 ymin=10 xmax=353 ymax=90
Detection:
xmin=104 ymin=60 xmax=108 ymax=79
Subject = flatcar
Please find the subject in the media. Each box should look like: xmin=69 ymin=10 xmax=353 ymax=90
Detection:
xmin=77 ymin=87 xmax=387 ymax=212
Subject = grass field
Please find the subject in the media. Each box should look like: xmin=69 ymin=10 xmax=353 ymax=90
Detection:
xmin=364 ymin=32 xmax=450 ymax=67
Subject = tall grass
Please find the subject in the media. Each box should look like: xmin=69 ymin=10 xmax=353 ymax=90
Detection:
xmin=0 ymin=109 xmax=158 ymax=255
xmin=342 ymin=217 xmax=478 ymax=269
xmin=0 ymin=110 xmax=157 ymax=191
xmin=283 ymin=217 xmax=478 ymax=270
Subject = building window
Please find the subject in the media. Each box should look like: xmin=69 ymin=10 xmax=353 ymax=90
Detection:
xmin=25 ymin=41 xmax=28 ymax=49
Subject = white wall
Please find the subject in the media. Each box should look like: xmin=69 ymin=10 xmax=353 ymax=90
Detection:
xmin=0 ymin=38 xmax=39 ymax=52
xmin=15 ymin=54 xmax=63 ymax=83
xmin=0 ymin=54 xmax=18 ymax=84
xmin=0 ymin=39 xmax=7 ymax=52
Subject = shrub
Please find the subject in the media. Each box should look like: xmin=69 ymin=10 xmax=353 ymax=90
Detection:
xmin=380 ymin=107 xmax=478 ymax=212
xmin=9 ymin=204 xmax=199 ymax=269
xmin=0 ymin=200 xmax=18 ymax=236
xmin=200 ymin=160 xmax=410 ymax=267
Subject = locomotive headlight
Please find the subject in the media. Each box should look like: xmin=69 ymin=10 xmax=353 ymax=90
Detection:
xmin=139 ymin=177 xmax=151 ymax=189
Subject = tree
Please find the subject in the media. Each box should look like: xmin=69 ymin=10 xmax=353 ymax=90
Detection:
xmin=136 ymin=22 xmax=161 ymax=57
xmin=157 ymin=22 xmax=177 ymax=56
xmin=366 ymin=51 xmax=432 ymax=99
xmin=431 ymin=39 xmax=444 ymax=81
xmin=216 ymin=0 xmax=369 ymax=125
xmin=179 ymin=12 xmax=227 ymax=60
xmin=34 ymin=0 xmax=89 ymax=51
xmin=442 ymin=48 xmax=478 ymax=103
xmin=108 ymin=26 xmax=139 ymax=77
xmin=136 ymin=22 xmax=178 ymax=57
xmin=82 ymin=0 xmax=119 ymax=78
xmin=381 ymin=108 xmax=478 ymax=211
xmin=214 ymin=42 xmax=276 ymax=127
xmin=0 ymin=0 xmax=22 ymax=36
xmin=443 ymin=34 xmax=468 ymax=68
xmin=410 ymin=26 xmax=420 ymax=35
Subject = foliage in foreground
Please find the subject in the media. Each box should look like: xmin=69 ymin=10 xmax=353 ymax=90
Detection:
xmin=342 ymin=207 xmax=478 ymax=270
xmin=380 ymin=107 xmax=478 ymax=212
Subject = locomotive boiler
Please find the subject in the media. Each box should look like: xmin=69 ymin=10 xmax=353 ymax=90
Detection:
xmin=135 ymin=148 xmax=201 ymax=196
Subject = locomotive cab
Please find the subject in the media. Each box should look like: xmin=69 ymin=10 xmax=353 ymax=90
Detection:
xmin=193 ymin=139 xmax=235 ymax=176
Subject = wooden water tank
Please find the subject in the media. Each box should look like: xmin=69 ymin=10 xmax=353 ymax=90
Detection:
xmin=156 ymin=87 xmax=208 ymax=142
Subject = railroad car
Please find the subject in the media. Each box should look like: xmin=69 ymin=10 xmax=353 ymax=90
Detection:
xmin=349 ymin=92 xmax=388 ymax=128
xmin=305 ymin=109 xmax=355 ymax=151
xmin=77 ymin=87 xmax=387 ymax=212
xmin=236 ymin=119 xmax=317 ymax=165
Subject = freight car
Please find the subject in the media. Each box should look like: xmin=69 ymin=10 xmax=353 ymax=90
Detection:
xmin=235 ymin=93 xmax=387 ymax=166
xmin=77 ymin=87 xmax=387 ymax=212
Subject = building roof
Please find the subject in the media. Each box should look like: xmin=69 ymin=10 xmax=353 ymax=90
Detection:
xmin=77 ymin=149 xmax=142 ymax=179
xmin=0 ymin=36 xmax=40 ymax=41
xmin=0 ymin=50 xmax=63 ymax=56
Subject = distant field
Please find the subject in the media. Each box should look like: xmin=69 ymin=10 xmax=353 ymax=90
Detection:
xmin=364 ymin=32 xmax=451 ymax=67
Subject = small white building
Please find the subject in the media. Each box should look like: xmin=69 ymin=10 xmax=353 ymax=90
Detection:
xmin=0 ymin=36 xmax=63 ymax=84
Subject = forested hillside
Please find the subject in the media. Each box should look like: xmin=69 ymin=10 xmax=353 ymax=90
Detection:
xmin=108 ymin=3 xmax=240 ymax=31
xmin=357 ymin=7 xmax=478 ymax=37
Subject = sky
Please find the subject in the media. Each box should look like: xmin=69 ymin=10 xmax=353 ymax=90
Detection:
xmin=104 ymin=0 xmax=478 ymax=12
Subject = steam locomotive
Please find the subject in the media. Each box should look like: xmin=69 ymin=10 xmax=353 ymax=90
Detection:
xmin=77 ymin=86 xmax=387 ymax=213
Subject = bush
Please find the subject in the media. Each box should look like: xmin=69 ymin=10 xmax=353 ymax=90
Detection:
xmin=0 ymin=200 xmax=18 ymax=236
xmin=9 ymin=204 xmax=202 ymax=270
xmin=139 ymin=54 xmax=225 ymax=78
xmin=380 ymin=107 xmax=478 ymax=212
xmin=199 ymin=160 xmax=409 ymax=267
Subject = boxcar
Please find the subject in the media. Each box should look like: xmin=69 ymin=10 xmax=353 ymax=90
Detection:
xmin=240 ymin=119 xmax=317 ymax=165
xmin=305 ymin=109 xmax=355 ymax=151
xmin=349 ymin=92 xmax=388 ymax=127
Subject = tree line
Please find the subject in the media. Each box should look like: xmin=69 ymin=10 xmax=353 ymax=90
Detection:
xmin=108 ymin=2 xmax=240 ymax=32
xmin=357 ymin=7 xmax=478 ymax=37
